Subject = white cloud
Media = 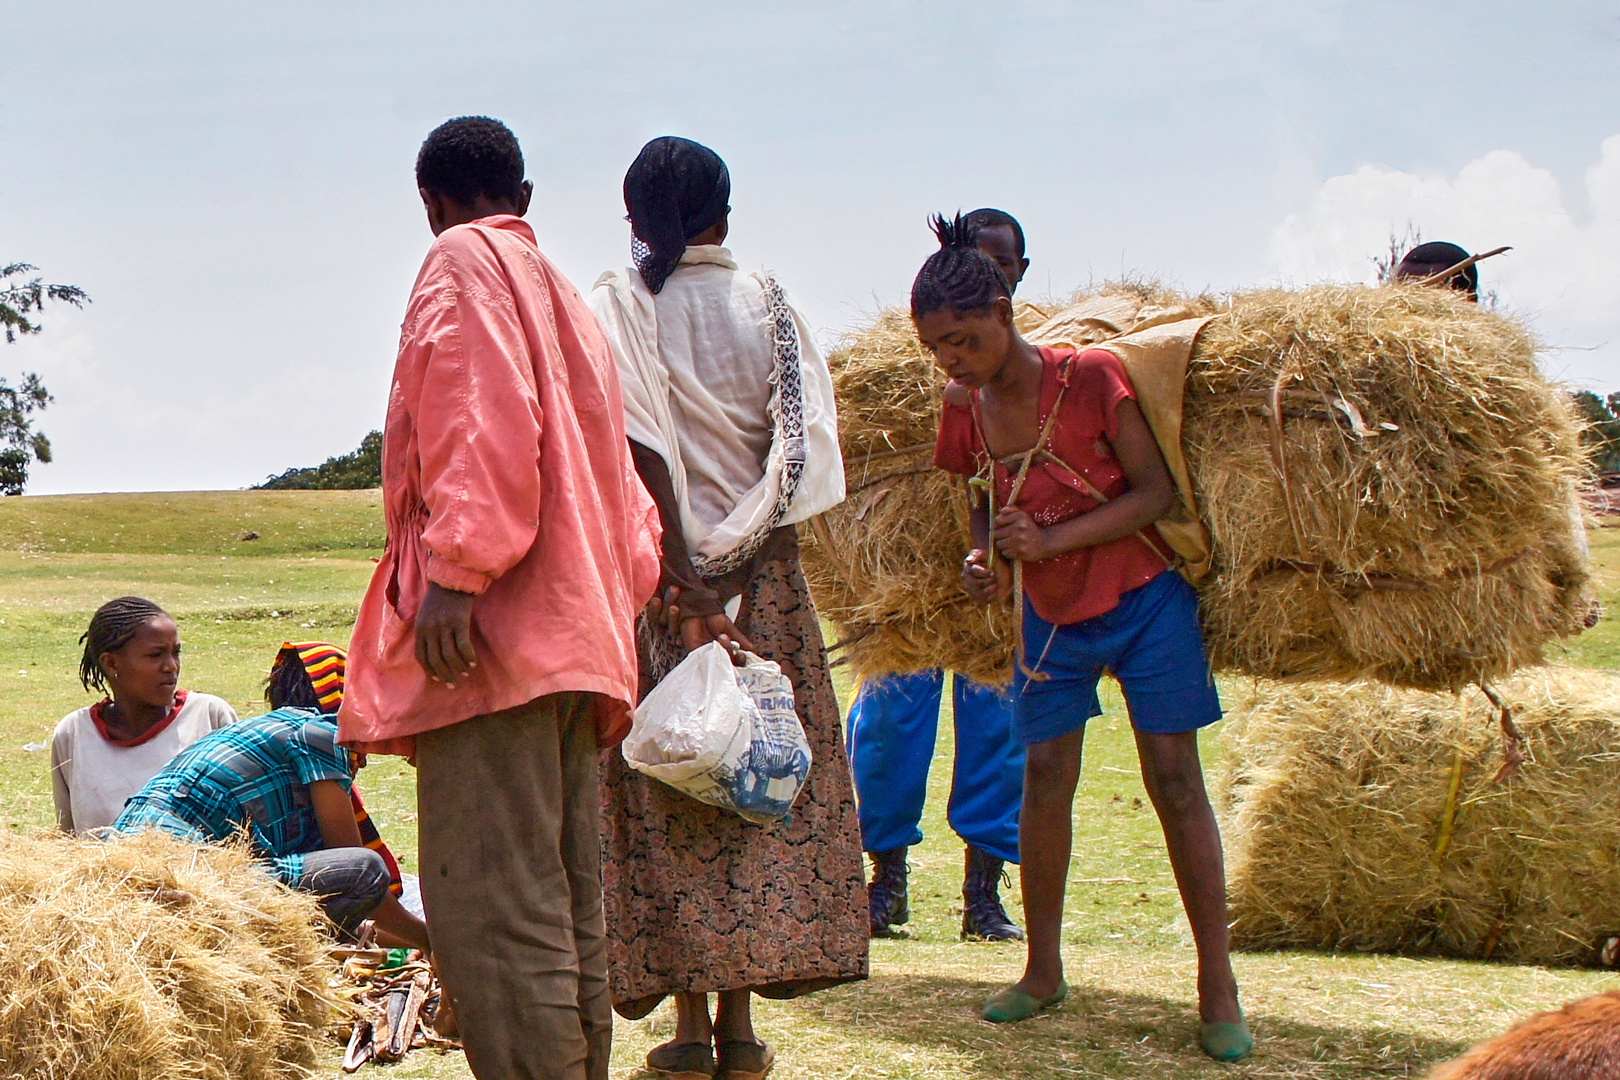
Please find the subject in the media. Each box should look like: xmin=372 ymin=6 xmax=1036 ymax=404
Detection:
xmin=1269 ymin=136 xmax=1620 ymax=391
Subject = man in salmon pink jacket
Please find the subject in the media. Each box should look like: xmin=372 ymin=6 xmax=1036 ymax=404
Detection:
xmin=339 ymin=116 xmax=661 ymax=1080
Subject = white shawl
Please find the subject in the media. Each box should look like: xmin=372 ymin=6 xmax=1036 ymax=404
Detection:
xmin=590 ymin=247 xmax=844 ymax=574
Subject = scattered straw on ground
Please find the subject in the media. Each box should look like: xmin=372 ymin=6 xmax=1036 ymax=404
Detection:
xmin=0 ymin=829 xmax=340 ymax=1080
xmin=1216 ymin=666 xmax=1620 ymax=966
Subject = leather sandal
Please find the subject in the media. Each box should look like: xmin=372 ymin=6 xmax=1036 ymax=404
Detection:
xmin=715 ymin=1038 xmax=775 ymax=1080
xmin=981 ymin=980 xmax=1069 ymax=1023
xmin=646 ymin=1039 xmax=716 ymax=1080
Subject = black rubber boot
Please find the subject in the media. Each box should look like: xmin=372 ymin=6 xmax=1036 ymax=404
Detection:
xmin=961 ymin=845 xmax=1024 ymax=941
xmin=868 ymin=847 xmax=910 ymax=938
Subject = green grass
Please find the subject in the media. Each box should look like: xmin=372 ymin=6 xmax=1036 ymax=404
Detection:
xmin=1 ymin=491 xmax=1616 ymax=1079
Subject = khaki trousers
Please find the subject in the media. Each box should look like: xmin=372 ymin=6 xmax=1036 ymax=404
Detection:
xmin=417 ymin=692 xmax=609 ymax=1080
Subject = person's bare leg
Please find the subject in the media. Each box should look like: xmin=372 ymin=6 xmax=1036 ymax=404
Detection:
xmin=1135 ymin=730 xmax=1240 ymax=1024
xmin=672 ymin=992 xmax=712 ymax=1045
xmin=711 ymin=989 xmax=758 ymax=1044
xmin=1012 ymin=729 xmax=1083 ymax=998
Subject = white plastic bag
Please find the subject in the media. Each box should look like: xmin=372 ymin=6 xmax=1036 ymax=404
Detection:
xmin=622 ymin=642 xmax=813 ymax=824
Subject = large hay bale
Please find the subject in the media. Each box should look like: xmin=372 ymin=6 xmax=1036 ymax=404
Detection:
xmin=1185 ymin=284 xmax=1589 ymax=689
xmin=1216 ymin=668 xmax=1620 ymax=967
xmin=0 ymin=830 xmax=341 ymax=1080
xmin=803 ymin=283 xmax=1591 ymax=689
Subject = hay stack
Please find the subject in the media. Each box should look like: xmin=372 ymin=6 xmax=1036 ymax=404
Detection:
xmin=0 ymin=830 xmax=341 ymax=1080
xmin=1217 ymin=668 xmax=1620 ymax=967
xmin=1184 ymin=284 xmax=1589 ymax=689
xmin=803 ymin=282 xmax=1591 ymax=689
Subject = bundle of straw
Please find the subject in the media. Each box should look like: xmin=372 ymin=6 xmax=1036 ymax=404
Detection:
xmin=803 ymin=283 xmax=1591 ymax=689
xmin=0 ymin=830 xmax=341 ymax=1080
xmin=1184 ymin=284 xmax=1590 ymax=689
xmin=1216 ymin=668 xmax=1620 ymax=967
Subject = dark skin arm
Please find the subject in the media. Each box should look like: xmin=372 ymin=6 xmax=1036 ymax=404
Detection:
xmin=962 ymin=398 xmax=1174 ymax=601
xmin=993 ymin=397 xmax=1173 ymax=560
xmin=309 ymin=779 xmax=431 ymax=952
xmin=629 ymin=438 xmax=754 ymax=657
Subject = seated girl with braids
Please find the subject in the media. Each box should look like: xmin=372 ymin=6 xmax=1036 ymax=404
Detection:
xmin=113 ymin=642 xmax=430 ymax=949
xmin=917 ymin=214 xmax=1250 ymax=1061
xmin=51 ymin=596 xmax=238 ymax=835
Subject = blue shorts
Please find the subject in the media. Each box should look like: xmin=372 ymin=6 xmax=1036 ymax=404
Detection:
xmin=1013 ymin=570 xmax=1222 ymax=746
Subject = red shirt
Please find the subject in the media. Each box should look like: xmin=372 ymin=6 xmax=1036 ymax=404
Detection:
xmin=338 ymin=216 xmax=662 ymax=757
xmin=934 ymin=346 xmax=1171 ymax=626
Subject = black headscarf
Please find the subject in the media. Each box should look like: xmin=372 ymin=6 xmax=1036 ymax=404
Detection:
xmin=1397 ymin=240 xmax=1478 ymax=298
xmin=623 ymin=137 xmax=731 ymax=294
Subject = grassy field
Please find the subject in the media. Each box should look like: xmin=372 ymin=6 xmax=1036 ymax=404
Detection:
xmin=2 ymin=490 xmax=1617 ymax=1079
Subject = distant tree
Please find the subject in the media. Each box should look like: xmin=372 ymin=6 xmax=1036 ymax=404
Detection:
xmin=0 ymin=373 xmax=53 ymax=496
xmin=1 ymin=263 xmax=88 ymax=496
xmin=1 ymin=263 xmax=89 ymax=343
xmin=1573 ymin=391 xmax=1620 ymax=473
xmin=255 ymin=429 xmax=382 ymax=490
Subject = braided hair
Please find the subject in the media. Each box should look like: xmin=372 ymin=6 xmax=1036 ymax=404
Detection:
xmin=910 ymin=212 xmax=1013 ymax=319
xmin=78 ymin=596 xmax=168 ymax=693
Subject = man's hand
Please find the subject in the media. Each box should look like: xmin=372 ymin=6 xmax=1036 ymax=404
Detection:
xmin=963 ymin=548 xmax=1012 ymax=604
xmin=993 ymin=506 xmax=1052 ymax=562
xmin=415 ymin=582 xmax=478 ymax=686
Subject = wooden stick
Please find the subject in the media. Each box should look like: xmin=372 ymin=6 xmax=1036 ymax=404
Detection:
xmin=824 ymin=625 xmax=876 ymax=654
xmin=1413 ymin=246 xmax=1511 ymax=287
xmin=1432 ymin=746 xmax=1467 ymax=865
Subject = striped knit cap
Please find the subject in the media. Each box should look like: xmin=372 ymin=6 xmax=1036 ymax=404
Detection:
xmin=278 ymin=641 xmax=346 ymax=712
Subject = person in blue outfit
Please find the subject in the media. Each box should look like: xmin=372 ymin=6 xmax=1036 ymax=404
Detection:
xmin=114 ymin=688 xmax=430 ymax=950
xmin=847 ymin=208 xmax=1031 ymax=943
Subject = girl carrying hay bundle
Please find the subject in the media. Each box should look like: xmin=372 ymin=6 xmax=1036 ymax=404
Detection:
xmin=915 ymin=215 xmax=1249 ymax=1061
xmin=51 ymin=596 xmax=238 ymax=835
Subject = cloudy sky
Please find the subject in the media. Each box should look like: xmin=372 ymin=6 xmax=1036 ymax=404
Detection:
xmin=4 ymin=1 xmax=1617 ymax=494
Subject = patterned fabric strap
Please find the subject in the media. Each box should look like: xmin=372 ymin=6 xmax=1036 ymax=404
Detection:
xmin=689 ymin=275 xmax=806 ymax=578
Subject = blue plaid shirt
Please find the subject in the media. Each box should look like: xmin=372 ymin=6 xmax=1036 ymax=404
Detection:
xmin=114 ymin=708 xmax=353 ymax=884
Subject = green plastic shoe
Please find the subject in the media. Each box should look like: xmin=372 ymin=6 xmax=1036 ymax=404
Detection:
xmin=981 ymin=980 xmax=1069 ymax=1023
xmin=1199 ymin=1014 xmax=1254 ymax=1063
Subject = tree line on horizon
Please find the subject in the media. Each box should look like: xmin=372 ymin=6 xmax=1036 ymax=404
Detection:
xmin=253 ymin=430 xmax=382 ymax=490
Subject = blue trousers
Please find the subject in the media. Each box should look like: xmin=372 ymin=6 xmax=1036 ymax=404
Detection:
xmin=846 ymin=669 xmax=1023 ymax=864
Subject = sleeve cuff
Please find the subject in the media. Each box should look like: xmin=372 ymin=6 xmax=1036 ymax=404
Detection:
xmin=426 ymin=551 xmax=495 ymax=595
